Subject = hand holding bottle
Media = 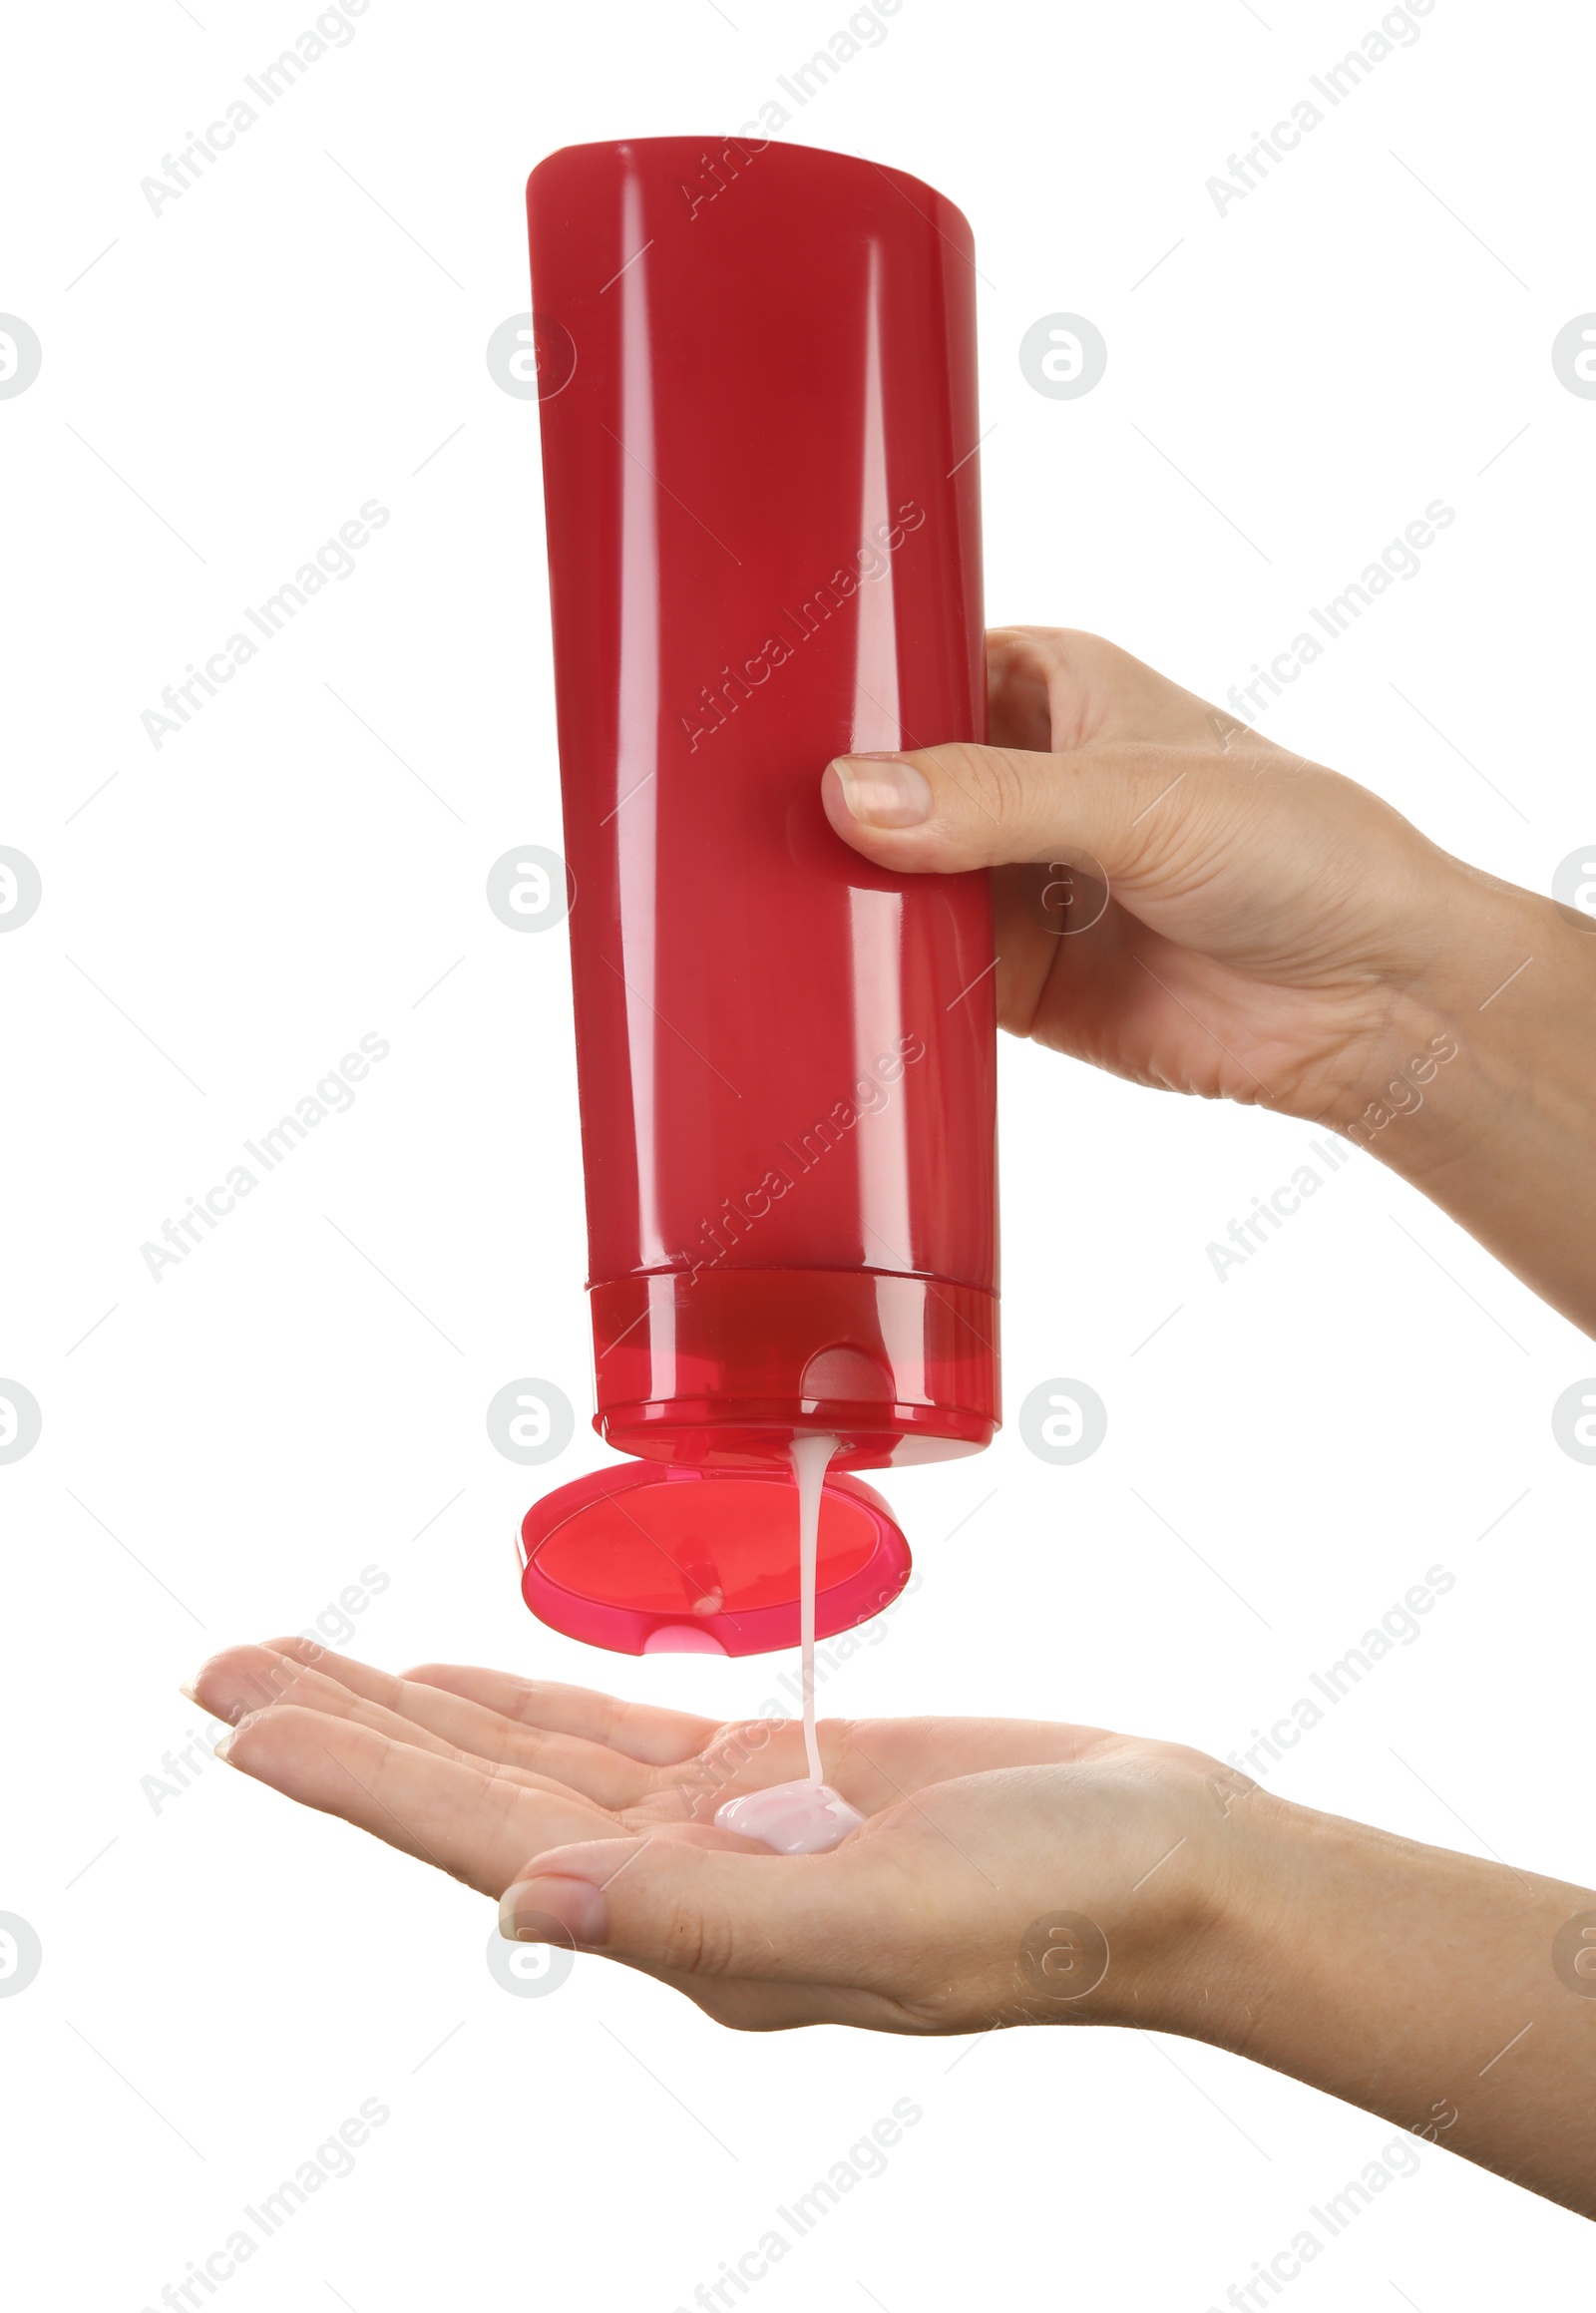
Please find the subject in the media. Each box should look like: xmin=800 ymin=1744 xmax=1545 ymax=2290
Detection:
xmin=824 ymin=627 xmax=1596 ymax=1334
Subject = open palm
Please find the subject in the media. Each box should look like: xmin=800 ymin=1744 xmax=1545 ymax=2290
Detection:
xmin=194 ymin=1637 xmax=1221 ymax=2034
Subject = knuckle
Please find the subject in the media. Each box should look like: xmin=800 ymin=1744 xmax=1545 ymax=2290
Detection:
xmin=215 ymin=1643 xmax=309 ymax=1713
xmin=703 ymin=1717 xmax=774 ymax=1774
xmin=924 ymin=742 xmax=1035 ymax=853
xmin=265 ymin=1633 xmax=321 ymax=1661
xmin=226 ymin=1700 xmax=304 ymax=1763
xmin=263 ymin=1633 xmax=329 ymax=1678
xmin=997 ymin=624 xmax=1124 ymax=699
xmin=933 ymin=739 xmax=1006 ymax=808
xmin=1027 ymin=623 xmax=1110 ymax=670
xmin=476 ymin=1761 xmax=531 ymax=1849
xmin=665 ymin=1900 xmax=743 ymax=1980
xmin=649 ymin=1856 xmax=766 ymax=1980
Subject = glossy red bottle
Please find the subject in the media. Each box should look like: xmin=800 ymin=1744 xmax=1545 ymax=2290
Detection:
xmin=521 ymin=138 xmax=998 ymax=1652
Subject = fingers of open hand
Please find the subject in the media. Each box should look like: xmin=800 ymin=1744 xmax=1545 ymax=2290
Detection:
xmin=191 ymin=1641 xmax=661 ymax=1808
xmin=190 ymin=1641 xmax=568 ymax=1795
xmin=398 ymin=1661 xmax=722 ymax=1767
xmin=217 ymin=1705 xmax=616 ymax=1897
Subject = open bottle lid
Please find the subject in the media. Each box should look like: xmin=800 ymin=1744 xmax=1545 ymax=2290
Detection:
xmin=519 ymin=1461 xmax=911 ymax=1658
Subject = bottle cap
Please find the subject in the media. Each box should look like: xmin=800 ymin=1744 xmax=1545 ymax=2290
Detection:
xmin=519 ymin=1461 xmax=910 ymax=1657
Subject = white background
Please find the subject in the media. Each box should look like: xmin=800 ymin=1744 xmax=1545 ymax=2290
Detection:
xmin=4 ymin=0 xmax=1595 ymax=2305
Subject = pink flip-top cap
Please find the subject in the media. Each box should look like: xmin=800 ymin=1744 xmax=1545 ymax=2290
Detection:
xmin=518 ymin=1462 xmax=911 ymax=1657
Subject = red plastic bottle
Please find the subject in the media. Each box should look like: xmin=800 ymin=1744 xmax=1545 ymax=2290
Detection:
xmin=520 ymin=138 xmax=998 ymax=1656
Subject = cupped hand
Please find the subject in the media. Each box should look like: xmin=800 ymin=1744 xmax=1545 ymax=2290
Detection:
xmin=191 ymin=1638 xmax=1234 ymax=2035
xmin=822 ymin=626 xmax=1514 ymax=1130
xmin=190 ymin=1638 xmax=1596 ymax=2216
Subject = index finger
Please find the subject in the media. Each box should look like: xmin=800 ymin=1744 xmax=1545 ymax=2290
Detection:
xmin=400 ymin=1662 xmax=723 ymax=1765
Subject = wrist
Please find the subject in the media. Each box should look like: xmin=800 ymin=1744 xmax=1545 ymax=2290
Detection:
xmin=1138 ymin=1779 xmax=1443 ymax=2067
xmin=1119 ymin=1777 xmax=1318 ymax=2047
xmin=1329 ymin=872 xmax=1596 ymax=1179
xmin=1149 ymin=1777 xmax=1596 ymax=2214
xmin=1322 ymin=865 xmax=1596 ymax=1331
xmin=1073 ymin=1765 xmax=1304 ymax=2040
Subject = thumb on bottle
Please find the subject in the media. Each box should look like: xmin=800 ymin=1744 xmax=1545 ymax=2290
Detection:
xmin=822 ymin=739 xmax=1210 ymax=888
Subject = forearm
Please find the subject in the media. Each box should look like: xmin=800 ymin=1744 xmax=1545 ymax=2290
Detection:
xmin=1182 ymin=1791 xmax=1596 ymax=2215
xmin=1333 ymin=871 xmax=1596 ymax=1338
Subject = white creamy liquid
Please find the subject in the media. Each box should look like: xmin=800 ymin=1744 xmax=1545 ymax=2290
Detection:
xmin=714 ymin=1433 xmax=864 ymax=1855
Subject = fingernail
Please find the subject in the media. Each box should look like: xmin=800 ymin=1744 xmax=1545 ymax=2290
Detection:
xmin=832 ymin=755 xmax=932 ymax=829
xmin=178 ymin=1680 xmax=200 ymax=1706
xmin=499 ymin=1874 xmax=608 ymax=1948
xmin=212 ymin=1728 xmax=236 ymax=1762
